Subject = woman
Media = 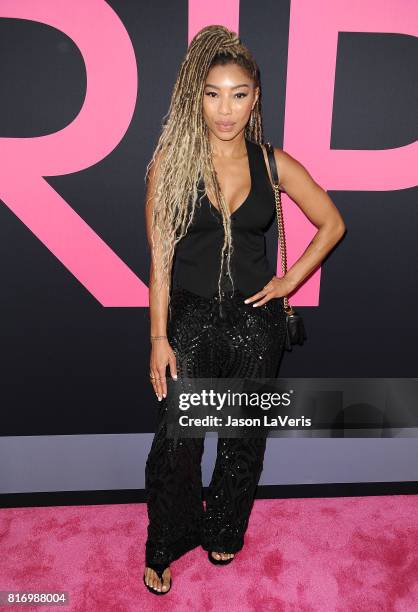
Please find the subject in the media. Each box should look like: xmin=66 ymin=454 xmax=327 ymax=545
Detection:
xmin=143 ymin=25 xmax=345 ymax=594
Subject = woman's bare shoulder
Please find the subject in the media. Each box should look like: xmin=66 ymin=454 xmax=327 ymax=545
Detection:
xmin=260 ymin=143 xmax=286 ymax=192
xmin=266 ymin=146 xmax=320 ymax=195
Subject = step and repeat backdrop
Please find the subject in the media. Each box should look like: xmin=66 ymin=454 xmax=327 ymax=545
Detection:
xmin=0 ymin=0 xmax=417 ymax=502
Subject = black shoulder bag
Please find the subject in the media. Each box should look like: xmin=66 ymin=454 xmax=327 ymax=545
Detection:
xmin=264 ymin=141 xmax=307 ymax=351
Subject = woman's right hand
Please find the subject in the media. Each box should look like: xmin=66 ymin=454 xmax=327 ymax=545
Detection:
xmin=150 ymin=339 xmax=178 ymax=401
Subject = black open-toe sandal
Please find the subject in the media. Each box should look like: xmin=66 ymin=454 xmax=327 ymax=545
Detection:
xmin=143 ymin=562 xmax=172 ymax=595
xmin=208 ymin=551 xmax=235 ymax=565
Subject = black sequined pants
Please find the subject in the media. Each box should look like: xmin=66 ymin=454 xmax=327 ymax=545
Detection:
xmin=145 ymin=286 xmax=287 ymax=566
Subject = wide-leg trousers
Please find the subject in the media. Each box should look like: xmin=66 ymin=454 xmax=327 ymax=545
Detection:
xmin=145 ymin=285 xmax=287 ymax=566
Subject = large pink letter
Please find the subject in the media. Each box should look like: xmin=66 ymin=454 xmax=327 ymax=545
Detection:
xmin=286 ymin=0 xmax=418 ymax=305
xmin=0 ymin=0 xmax=146 ymax=306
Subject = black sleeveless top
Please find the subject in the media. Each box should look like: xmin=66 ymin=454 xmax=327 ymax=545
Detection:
xmin=171 ymin=138 xmax=276 ymax=299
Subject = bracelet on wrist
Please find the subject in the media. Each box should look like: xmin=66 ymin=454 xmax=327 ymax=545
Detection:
xmin=151 ymin=335 xmax=167 ymax=341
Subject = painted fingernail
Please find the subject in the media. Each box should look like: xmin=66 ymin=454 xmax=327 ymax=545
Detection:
xmin=253 ymin=303 xmax=258 ymax=307
xmin=244 ymin=299 xmax=249 ymax=304
xmin=163 ymin=393 xmax=166 ymax=398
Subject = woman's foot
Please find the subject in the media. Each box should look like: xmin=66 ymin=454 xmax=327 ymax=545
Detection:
xmin=210 ymin=551 xmax=235 ymax=561
xmin=144 ymin=565 xmax=171 ymax=593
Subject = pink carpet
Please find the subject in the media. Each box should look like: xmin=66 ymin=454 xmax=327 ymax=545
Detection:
xmin=1 ymin=495 xmax=418 ymax=611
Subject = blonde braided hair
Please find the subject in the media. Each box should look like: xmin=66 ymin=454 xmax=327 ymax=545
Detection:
xmin=145 ymin=25 xmax=264 ymax=306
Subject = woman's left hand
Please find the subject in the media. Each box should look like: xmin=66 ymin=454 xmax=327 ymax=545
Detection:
xmin=244 ymin=275 xmax=296 ymax=307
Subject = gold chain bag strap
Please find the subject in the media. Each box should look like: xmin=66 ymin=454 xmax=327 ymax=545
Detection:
xmin=264 ymin=141 xmax=307 ymax=350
